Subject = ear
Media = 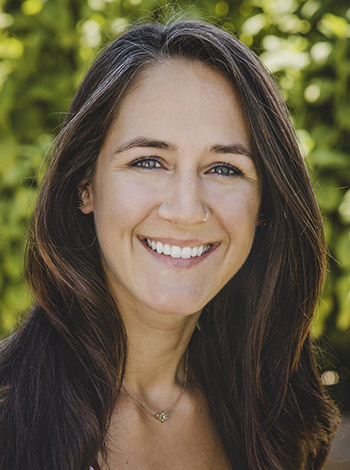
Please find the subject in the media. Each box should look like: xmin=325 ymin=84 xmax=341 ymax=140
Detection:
xmin=77 ymin=182 xmax=94 ymax=214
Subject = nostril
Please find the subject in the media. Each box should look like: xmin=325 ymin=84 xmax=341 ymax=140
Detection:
xmin=158 ymin=201 xmax=208 ymax=226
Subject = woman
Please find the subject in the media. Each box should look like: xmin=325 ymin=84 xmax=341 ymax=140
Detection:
xmin=0 ymin=20 xmax=338 ymax=470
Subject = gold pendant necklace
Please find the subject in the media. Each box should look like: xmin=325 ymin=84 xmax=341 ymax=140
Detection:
xmin=121 ymin=350 xmax=189 ymax=423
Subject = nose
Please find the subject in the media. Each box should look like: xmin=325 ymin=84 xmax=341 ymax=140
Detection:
xmin=158 ymin=171 xmax=208 ymax=226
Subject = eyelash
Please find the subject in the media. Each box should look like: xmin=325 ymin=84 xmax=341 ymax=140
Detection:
xmin=208 ymin=162 xmax=244 ymax=177
xmin=130 ymin=157 xmax=244 ymax=177
xmin=130 ymin=156 xmax=162 ymax=169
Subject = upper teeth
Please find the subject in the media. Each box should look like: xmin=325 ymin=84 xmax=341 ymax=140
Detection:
xmin=146 ymin=239 xmax=211 ymax=259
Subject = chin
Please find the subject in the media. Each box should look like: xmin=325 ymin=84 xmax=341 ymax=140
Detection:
xmin=146 ymin=297 xmax=207 ymax=317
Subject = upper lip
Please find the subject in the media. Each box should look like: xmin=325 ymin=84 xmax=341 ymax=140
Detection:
xmin=138 ymin=236 xmax=218 ymax=248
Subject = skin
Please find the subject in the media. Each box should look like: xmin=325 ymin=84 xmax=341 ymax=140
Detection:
xmin=80 ymin=59 xmax=261 ymax=469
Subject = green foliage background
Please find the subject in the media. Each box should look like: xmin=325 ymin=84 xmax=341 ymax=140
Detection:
xmin=0 ymin=0 xmax=349 ymax=408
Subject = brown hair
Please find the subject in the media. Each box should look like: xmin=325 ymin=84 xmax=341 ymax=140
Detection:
xmin=0 ymin=21 xmax=338 ymax=470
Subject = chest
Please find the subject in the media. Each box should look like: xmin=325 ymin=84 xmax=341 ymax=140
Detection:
xmin=98 ymin=391 xmax=230 ymax=470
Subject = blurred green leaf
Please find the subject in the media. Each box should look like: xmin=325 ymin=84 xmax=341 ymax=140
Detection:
xmin=339 ymin=190 xmax=350 ymax=224
xmin=335 ymin=275 xmax=350 ymax=330
xmin=308 ymin=148 xmax=350 ymax=169
xmin=334 ymin=229 xmax=350 ymax=269
xmin=318 ymin=13 xmax=349 ymax=39
xmin=242 ymin=13 xmax=269 ymax=36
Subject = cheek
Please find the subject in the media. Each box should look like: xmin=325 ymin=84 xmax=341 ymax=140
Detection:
xmin=214 ymin=186 xmax=260 ymax=235
xmin=92 ymin=177 xmax=157 ymax=233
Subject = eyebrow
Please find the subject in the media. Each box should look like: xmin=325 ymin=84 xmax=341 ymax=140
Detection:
xmin=210 ymin=143 xmax=254 ymax=160
xmin=113 ymin=137 xmax=254 ymax=160
xmin=113 ymin=137 xmax=176 ymax=155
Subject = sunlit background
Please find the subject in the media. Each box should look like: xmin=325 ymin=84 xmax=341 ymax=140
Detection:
xmin=0 ymin=0 xmax=349 ymax=464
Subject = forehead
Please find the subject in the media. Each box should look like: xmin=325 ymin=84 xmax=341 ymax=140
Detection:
xmin=108 ymin=59 xmax=251 ymax=149
xmin=136 ymin=58 xmax=234 ymax=96
xmin=129 ymin=58 xmax=241 ymax=113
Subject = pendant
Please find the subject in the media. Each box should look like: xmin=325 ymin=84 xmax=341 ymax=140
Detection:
xmin=155 ymin=410 xmax=170 ymax=422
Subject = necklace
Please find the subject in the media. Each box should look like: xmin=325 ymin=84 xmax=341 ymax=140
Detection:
xmin=121 ymin=349 xmax=189 ymax=423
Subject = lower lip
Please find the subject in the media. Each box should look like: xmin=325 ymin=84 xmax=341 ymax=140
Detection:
xmin=139 ymin=238 xmax=219 ymax=267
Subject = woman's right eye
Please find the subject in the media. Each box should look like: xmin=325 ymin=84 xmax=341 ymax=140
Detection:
xmin=129 ymin=157 xmax=162 ymax=169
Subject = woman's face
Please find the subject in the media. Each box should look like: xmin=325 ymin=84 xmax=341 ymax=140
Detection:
xmin=81 ymin=60 xmax=261 ymax=317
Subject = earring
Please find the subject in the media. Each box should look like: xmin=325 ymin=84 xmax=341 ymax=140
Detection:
xmin=77 ymin=183 xmax=89 ymax=209
xmin=258 ymin=212 xmax=267 ymax=228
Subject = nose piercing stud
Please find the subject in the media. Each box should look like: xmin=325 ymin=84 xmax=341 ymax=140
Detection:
xmin=202 ymin=208 xmax=209 ymax=222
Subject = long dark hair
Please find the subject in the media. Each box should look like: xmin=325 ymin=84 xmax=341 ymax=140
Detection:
xmin=0 ymin=21 xmax=338 ymax=470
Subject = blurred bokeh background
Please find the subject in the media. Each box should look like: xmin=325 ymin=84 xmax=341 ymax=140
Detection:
xmin=0 ymin=0 xmax=349 ymax=448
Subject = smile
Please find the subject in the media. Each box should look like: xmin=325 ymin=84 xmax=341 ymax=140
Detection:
xmin=145 ymin=238 xmax=212 ymax=259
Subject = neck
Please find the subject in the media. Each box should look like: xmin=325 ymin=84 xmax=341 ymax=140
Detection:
xmin=117 ymin=297 xmax=200 ymax=398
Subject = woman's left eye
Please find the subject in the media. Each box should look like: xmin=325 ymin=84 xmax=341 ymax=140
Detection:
xmin=208 ymin=163 xmax=243 ymax=177
xmin=129 ymin=157 xmax=162 ymax=169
